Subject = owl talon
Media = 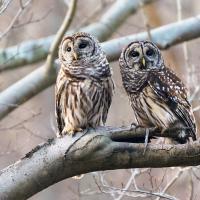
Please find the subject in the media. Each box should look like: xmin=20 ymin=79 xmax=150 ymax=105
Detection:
xmin=72 ymin=174 xmax=84 ymax=180
xmin=70 ymin=128 xmax=84 ymax=136
xmin=56 ymin=132 xmax=62 ymax=138
xmin=60 ymin=127 xmax=84 ymax=137
xmin=130 ymin=122 xmax=145 ymax=129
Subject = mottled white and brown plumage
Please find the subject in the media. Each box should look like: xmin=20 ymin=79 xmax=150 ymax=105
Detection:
xmin=119 ymin=40 xmax=196 ymax=143
xmin=56 ymin=32 xmax=114 ymax=136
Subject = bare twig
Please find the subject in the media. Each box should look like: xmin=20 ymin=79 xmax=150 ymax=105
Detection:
xmin=74 ymin=1 xmax=107 ymax=30
xmin=140 ymin=6 xmax=152 ymax=40
xmin=176 ymin=0 xmax=192 ymax=92
xmin=94 ymin=171 xmax=177 ymax=200
xmin=189 ymin=86 xmax=200 ymax=102
xmin=0 ymin=0 xmax=13 ymax=15
xmin=114 ymin=169 xmax=139 ymax=200
xmin=192 ymin=105 xmax=200 ymax=112
xmin=155 ymin=168 xmax=184 ymax=200
xmin=189 ymin=169 xmax=194 ymax=200
xmin=98 ymin=185 xmax=177 ymax=200
xmin=0 ymin=0 xmax=33 ymax=40
xmin=45 ymin=0 xmax=77 ymax=74
xmin=12 ymin=8 xmax=52 ymax=29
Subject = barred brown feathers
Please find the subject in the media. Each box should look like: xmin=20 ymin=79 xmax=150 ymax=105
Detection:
xmin=119 ymin=40 xmax=196 ymax=143
xmin=56 ymin=32 xmax=114 ymax=136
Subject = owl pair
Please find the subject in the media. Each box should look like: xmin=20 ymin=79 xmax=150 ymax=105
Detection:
xmin=56 ymin=32 xmax=196 ymax=144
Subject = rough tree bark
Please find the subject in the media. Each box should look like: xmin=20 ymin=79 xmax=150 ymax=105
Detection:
xmin=0 ymin=126 xmax=199 ymax=199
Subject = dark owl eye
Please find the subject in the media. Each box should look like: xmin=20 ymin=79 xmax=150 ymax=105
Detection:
xmin=129 ymin=50 xmax=139 ymax=57
xmin=146 ymin=49 xmax=154 ymax=56
xmin=79 ymin=42 xmax=88 ymax=49
xmin=66 ymin=47 xmax=71 ymax=52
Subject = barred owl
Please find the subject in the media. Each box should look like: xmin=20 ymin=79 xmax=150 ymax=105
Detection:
xmin=119 ymin=40 xmax=196 ymax=143
xmin=56 ymin=32 xmax=114 ymax=136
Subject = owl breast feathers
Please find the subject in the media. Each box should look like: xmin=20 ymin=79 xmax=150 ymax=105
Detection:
xmin=56 ymin=32 xmax=114 ymax=136
xmin=119 ymin=40 xmax=196 ymax=143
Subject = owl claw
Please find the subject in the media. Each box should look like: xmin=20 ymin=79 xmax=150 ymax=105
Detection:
xmin=130 ymin=122 xmax=145 ymax=129
xmin=72 ymin=174 xmax=84 ymax=180
xmin=60 ymin=127 xmax=83 ymax=137
xmin=68 ymin=128 xmax=83 ymax=136
xmin=56 ymin=132 xmax=62 ymax=138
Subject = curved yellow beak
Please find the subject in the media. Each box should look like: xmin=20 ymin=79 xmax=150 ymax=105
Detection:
xmin=73 ymin=52 xmax=78 ymax=60
xmin=142 ymin=58 xmax=146 ymax=66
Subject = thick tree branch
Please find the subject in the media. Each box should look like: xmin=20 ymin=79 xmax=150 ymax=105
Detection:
xmin=0 ymin=126 xmax=199 ymax=199
xmin=103 ymin=15 xmax=200 ymax=61
xmin=0 ymin=15 xmax=200 ymax=120
xmin=0 ymin=0 xmax=153 ymax=71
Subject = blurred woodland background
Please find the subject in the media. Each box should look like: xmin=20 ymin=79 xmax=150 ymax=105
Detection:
xmin=0 ymin=0 xmax=200 ymax=199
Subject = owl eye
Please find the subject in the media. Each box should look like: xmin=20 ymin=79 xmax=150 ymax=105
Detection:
xmin=66 ymin=47 xmax=71 ymax=52
xmin=79 ymin=42 xmax=88 ymax=49
xmin=129 ymin=50 xmax=139 ymax=57
xmin=146 ymin=49 xmax=154 ymax=56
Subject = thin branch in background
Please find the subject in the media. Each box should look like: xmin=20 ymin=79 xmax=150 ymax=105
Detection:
xmin=155 ymin=168 xmax=184 ymax=200
xmin=0 ymin=0 xmax=33 ymax=40
xmin=100 ymin=172 xmax=118 ymax=199
xmin=155 ymin=168 xmax=168 ymax=191
xmin=189 ymin=86 xmax=200 ymax=102
xmin=176 ymin=0 xmax=192 ymax=93
xmin=0 ymin=0 xmax=13 ymax=15
xmin=45 ymin=0 xmax=77 ymax=74
xmin=93 ymin=174 xmax=177 ymax=200
xmin=114 ymin=169 xmax=137 ymax=200
xmin=12 ymin=8 xmax=52 ymax=29
xmin=189 ymin=169 xmax=194 ymax=200
xmin=192 ymin=168 xmax=200 ymax=181
xmin=74 ymin=1 xmax=108 ymax=30
xmin=92 ymin=169 xmax=177 ymax=200
xmin=140 ymin=5 xmax=152 ymax=41
xmin=147 ymin=168 xmax=155 ymax=190
xmin=192 ymin=105 xmax=200 ymax=112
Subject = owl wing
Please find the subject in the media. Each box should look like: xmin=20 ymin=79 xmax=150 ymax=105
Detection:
xmin=148 ymin=67 xmax=196 ymax=140
xmin=102 ymin=77 xmax=115 ymax=124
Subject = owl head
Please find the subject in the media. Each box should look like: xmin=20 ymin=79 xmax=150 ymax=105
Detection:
xmin=59 ymin=32 xmax=101 ymax=64
xmin=59 ymin=32 xmax=110 ymax=79
xmin=119 ymin=40 xmax=164 ymax=72
xmin=119 ymin=41 xmax=164 ymax=93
